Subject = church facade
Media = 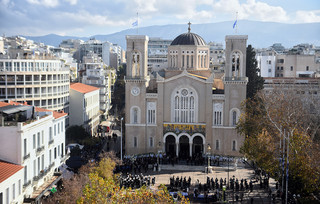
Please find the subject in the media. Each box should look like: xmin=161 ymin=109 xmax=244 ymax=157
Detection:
xmin=124 ymin=27 xmax=248 ymax=158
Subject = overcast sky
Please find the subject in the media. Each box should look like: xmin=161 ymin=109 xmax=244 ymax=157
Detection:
xmin=1 ymin=0 xmax=319 ymax=37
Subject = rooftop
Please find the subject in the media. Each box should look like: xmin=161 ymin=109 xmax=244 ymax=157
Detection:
xmin=0 ymin=160 xmax=24 ymax=183
xmin=70 ymin=83 xmax=100 ymax=94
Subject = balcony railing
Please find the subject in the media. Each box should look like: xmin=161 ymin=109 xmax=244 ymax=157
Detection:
xmin=36 ymin=146 xmax=44 ymax=155
xmin=23 ymin=180 xmax=31 ymax=189
xmin=48 ymin=139 xmax=54 ymax=145
xmin=23 ymin=153 xmax=30 ymax=161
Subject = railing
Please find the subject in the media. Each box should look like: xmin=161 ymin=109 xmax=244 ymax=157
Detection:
xmin=23 ymin=180 xmax=31 ymax=189
xmin=23 ymin=153 xmax=30 ymax=161
xmin=49 ymin=139 xmax=54 ymax=145
xmin=224 ymin=77 xmax=248 ymax=81
xmin=36 ymin=146 xmax=44 ymax=155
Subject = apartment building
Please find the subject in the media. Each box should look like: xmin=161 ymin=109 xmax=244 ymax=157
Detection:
xmin=69 ymin=83 xmax=100 ymax=136
xmin=0 ymin=59 xmax=70 ymax=114
xmin=0 ymin=101 xmax=68 ymax=203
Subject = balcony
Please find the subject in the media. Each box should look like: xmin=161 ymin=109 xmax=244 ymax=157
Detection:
xmin=36 ymin=146 xmax=44 ymax=155
xmin=23 ymin=153 xmax=30 ymax=161
xmin=23 ymin=180 xmax=31 ymax=189
xmin=48 ymin=139 xmax=54 ymax=145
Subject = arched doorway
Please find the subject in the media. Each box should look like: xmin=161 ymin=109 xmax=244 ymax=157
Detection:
xmin=179 ymin=135 xmax=190 ymax=159
xmin=165 ymin=135 xmax=176 ymax=157
xmin=193 ymin=136 xmax=203 ymax=157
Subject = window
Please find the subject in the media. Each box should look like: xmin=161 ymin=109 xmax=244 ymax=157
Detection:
xmin=54 ymin=124 xmax=56 ymax=136
xmin=61 ymin=143 xmax=64 ymax=157
xmin=216 ymin=140 xmax=220 ymax=150
xmin=33 ymin=160 xmax=36 ymax=177
xmin=133 ymin=108 xmax=138 ymax=123
xmin=54 ymin=148 xmax=57 ymax=159
xmin=232 ymin=111 xmax=237 ymax=126
xmin=41 ymin=155 xmax=44 ymax=170
xmin=290 ymin=66 xmax=293 ymax=71
xmin=23 ymin=139 xmax=27 ymax=156
xmin=268 ymin=69 xmax=271 ymax=73
xmin=61 ymin=121 xmax=63 ymax=132
xmin=37 ymin=132 xmax=40 ymax=147
xmin=58 ymin=146 xmax=60 ymax=156
xmin=147 ymin=102 xmax=156 ymax=124
xmin=172 ymin=88 xmax=196 ymax=123
xmin=12 ymin=183 xmax=15 ymax=200
xmin=213 ymin=103 xmax=223 ymax=126
xmin=18 ymin=180 xmax=21 ymax=195
xmin=277 ymin=67 xmax=279 ymax=70
xmin=49 ymin=150 xmax=52 ymax=164
xmin=37 ymin=157 xmax=40 ymax=173
xmin=306 ymin=66 xmax=309 ymax=71
xmin=49 ymin=127 xmax=52 ymax=141
xmin=42 ymin=131 xmax=44 ymax=145
xmin=33 ymin=134 xmax=36 ymax=149
xmin=134 ymin=137 xmax=137 ymax=148
xmin=58 ymin=123 xmax=60 ymax=134
xmin=280 ymin=66 xmax=283 ymax=70
xmin=232 ymin=140 xmax=236 ymax=151
xmin=149 ymin=137 xmax=153 ymax=147
xmin=24 ymin=166 xmax=27 ymax=184
xmin=6 ymin=188 xmax=9 ymax=204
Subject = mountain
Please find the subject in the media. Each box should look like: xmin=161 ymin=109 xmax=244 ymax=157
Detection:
xmin=23 ymin=20 xmax=320 ymax=49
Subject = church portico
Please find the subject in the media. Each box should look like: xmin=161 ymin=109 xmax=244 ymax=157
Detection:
xmin=163 ymin=130 xmax=205 ymax=158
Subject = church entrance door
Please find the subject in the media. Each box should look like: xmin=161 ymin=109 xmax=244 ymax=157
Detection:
xmin=165 ymin=135 xmax=176 ymax=157
xmin=179 ymin=135 xmax=190 ymax=159
xmin=193 ymin=136 xmax=203 ymax=157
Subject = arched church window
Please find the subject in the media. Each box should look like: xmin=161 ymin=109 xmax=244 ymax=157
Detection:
xmin=231 ymin=51 xmax=241 ymax=77
xmin=133 ymin=108 xmax=138 ymax=124
xmin=232 ymin=110 xmax=237 ymax=126
xmin=132 ymin=51 xmax=140 ymax=77
xmin=172 ymin=88 xmax=197 ymax=123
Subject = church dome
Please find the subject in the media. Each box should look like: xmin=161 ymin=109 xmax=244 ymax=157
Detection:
xmin=171 ymin=32 xmax=206 ymax=46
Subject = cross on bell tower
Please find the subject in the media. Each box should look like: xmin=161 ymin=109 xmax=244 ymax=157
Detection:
xmin=188 ymin=22 xmax=191 ymax=33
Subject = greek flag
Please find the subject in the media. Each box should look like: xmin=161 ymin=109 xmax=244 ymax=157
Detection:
xmin=132 ymin=20 xmax=138 ymax=27
xmin=233 ymin=20 xmax=237 ymax=29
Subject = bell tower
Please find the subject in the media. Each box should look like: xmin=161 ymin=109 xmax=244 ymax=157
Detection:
xmin=125 ymin=35 xmax=149 ymax=155
xmin=126 ymin=35 xmax=149 ymax=79
xmin=223 ymin=35 xmax=248 ymax=126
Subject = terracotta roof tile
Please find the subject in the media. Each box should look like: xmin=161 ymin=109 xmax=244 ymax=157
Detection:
xmin=70 ymin=83 xmax=99 ymax=94
xmin=0 ymin=161 xmax=23 ymax=183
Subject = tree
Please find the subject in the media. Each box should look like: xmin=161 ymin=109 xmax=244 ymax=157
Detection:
xmin=110 ymin=65 xmax=125 ymax=118
xmin=246 ymin=45 xmax=264 ymax=99
xmin=45 ymin=153 xmax=189 ymax=203
xmin=237 ymin=87 xmax=320 ymax=194
xmin=66 ymin=125 xmax=90 ymax=143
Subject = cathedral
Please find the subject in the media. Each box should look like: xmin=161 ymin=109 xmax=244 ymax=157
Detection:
xmin=124 ymin=25 xmax=248 ymax=158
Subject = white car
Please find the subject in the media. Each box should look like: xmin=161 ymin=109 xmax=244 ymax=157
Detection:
xmin=67 ymin=143 xmax=84 ymax=151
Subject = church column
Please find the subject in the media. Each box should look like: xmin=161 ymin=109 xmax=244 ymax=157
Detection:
xmin=189 ymin=142 xmax=192 ymax=157
xmin=176 ymin=142 xmax=179 ymax=157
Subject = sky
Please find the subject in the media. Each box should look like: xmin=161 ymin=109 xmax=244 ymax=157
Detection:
xmin=0 ymin=0 xmax=320 ymax=37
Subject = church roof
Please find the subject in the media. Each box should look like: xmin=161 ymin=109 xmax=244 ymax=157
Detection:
xmin=171 ymin=32 xmax=206 ymax=46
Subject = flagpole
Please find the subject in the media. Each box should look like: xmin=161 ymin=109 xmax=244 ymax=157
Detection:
xmin=236 ymin=12 xmax=238 ymax=34
xmin=137 ymin=12 xmax=139 ymax=34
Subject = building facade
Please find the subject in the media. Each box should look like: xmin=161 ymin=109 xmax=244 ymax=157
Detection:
xmin=147 ymin=38 xmax=172 ymax=72
xmin=125 ymin=27 xmax=248 ymax=158
xmin=0 ymin=101 xmax=68 ymax=203
xmin=69 ymin=83 xmax=100 ymax=136
xmin=0 ymin=59 xmax=70 ymax=114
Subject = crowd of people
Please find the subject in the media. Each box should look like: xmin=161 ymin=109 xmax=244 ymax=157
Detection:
xmin=119 ymin=173 xmax=155 ymax=189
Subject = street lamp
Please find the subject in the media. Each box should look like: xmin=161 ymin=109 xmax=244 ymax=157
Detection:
xmin=207 ymin=144 xmax=211 ymax=174
xmin=120 ymin=117 xmax=123 ymax=161
xmin=157 ymin=141 xmax=161 ymax=171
